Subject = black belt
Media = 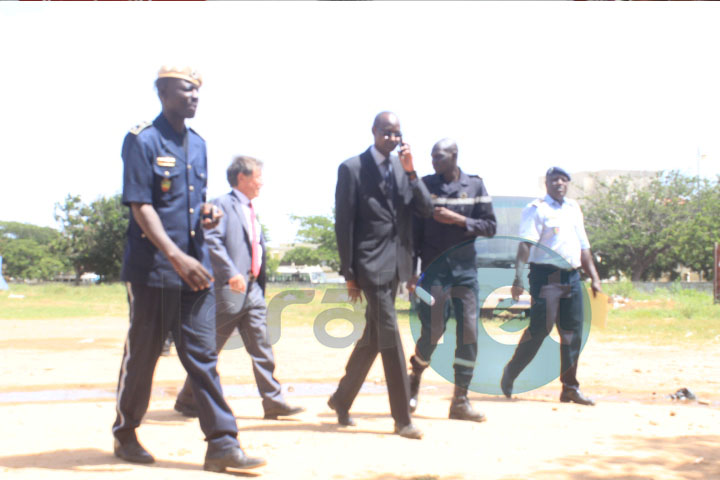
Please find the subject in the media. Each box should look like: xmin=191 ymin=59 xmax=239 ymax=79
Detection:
xmin=529 ymin=263 xmax=580 ymax=273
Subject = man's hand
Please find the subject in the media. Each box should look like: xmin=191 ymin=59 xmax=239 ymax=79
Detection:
xmin=398 ymin=142 xmax=415 ymax=172
xmin=590 ymin=279 xmax=602 ymax=298
xmin=168 ymin=250 xmax=213 ymax=291
xmin=228 ymin=273 xmax=247 ymax=293
xmin=201 ymin=203 xmax=223 ymax=229
xmin=511 ymin=279 xmax=524 ymax=301
xmin=406 ymin=275 xmax=419 ymax=294
xmin=433 ymin=206 xmax=465 ymax=226
xmin=346 ymin=279 xmax=362 ymax=303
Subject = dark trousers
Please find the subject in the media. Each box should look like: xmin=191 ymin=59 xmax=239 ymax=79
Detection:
xmin=113 ymin=284 xmax=238 ymax=453
xmin=176 ymin=282 xmax=284 ymax=411
xmin=505 ymin=265 xmax=584 ymax=390
xmin=332 ymin=278 xmax=411 ymax=426
xmin=414 ymin=269 xmax=479 ymax=389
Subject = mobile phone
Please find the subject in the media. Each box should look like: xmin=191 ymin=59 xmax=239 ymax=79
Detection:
xmin=202 ymin=207 xmax=214 ymax=221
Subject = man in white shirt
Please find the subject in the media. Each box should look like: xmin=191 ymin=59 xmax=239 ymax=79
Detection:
xmin=501 ymin=167 xmax=601 ymax=406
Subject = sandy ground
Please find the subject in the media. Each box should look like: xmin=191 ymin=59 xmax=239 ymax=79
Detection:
xmin=0 ymin=314 xmax=718 ymax=480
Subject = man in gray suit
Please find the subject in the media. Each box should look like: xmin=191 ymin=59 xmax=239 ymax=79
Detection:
xmin=327 ymin=112 xmax=433 ymax=439
xmin=174 ymin=155 xmax=304 ymax=420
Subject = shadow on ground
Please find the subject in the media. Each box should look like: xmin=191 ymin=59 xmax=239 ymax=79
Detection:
xmin=529 ymin=434 xmax=720 ymax=480
xmin=0 ymin=448 xmax=260 ymax=477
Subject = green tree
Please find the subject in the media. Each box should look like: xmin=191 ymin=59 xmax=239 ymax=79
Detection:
xmin=672 ymin=176 xmax=720 ymax=279
xmin=265 ymin=253 xmax=280 ymax=277
xmin=280 ymin=246 xmax=323 ymax=266
xmin=0 ymin=221 xmax=63 ymax=245
xmin=583 ymin=171 xmax=700 ymax=281
xmin=84 ymin=195 xmax=129 ymax=281
xmin=0 ymin=221 xmax=68 ymax=280
xmin=289 ymin=213 xmax=339 ymax=270
xmin=54 ymin=194 xmax=93 ymax=282
xmin=54 ymin=193 xmax=129 ymax=282
xmin=0 ymin=238 xmax=65 ymax=280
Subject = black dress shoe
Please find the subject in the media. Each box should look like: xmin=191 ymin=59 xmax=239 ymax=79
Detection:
xmin=560 ymin=389 xmax=595 ymax=406
xmin=204 ymin=446 xmax=266 ymax=473
xmin=449 ymin=397 xmax=487 ymax=423
xmin=114 ymin=438 xmax=155 ymax=464
xmin=327 ymin=395 xmax=355 ymax=426
xmin=174 ymin=400 xmax=199 ymax=418
xmin=500 ymin=365 xmax=514 ymax=399
xmin=263 ymin=403 xmax=306 ymax=419
xmin=394 ymin=423 xmax=423 ymax=440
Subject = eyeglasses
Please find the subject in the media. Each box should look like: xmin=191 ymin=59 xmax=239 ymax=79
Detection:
xmin=381 ymin=131 xmax=402 ymax=140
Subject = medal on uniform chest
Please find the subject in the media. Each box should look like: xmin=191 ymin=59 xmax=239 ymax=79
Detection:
xmin=161 ymin=178 xmax=172 ymax=192
xmin=460 ymin=192 xmax=468 ymax=199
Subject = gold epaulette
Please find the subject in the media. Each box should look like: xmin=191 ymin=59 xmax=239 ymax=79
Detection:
xmin=129 ymin=121 xmax=152 ymax=135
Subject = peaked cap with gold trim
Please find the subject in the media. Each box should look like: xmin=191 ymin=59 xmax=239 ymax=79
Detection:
xmin=157 ymin=65 xmax=202 ymax=87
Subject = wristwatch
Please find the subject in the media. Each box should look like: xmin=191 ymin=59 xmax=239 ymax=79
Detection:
xmin=406 ymin=170 xmax=418 ymax=181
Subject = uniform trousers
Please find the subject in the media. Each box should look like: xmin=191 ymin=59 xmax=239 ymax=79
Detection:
xmin=332 ymin=278 xmax=411 ymax=426
xmin=176 ymin=282 xmax=284 ymax=411
xmin=504 ymin=265 xmax=584 ymax=390
xmin=113 ymin=284 xmax=238 ymax=453
xmin=414 ymin=266 xmax=479 ymax=389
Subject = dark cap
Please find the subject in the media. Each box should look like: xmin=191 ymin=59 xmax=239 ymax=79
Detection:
xmin=546 ymin=166 xmax=571 ymax=181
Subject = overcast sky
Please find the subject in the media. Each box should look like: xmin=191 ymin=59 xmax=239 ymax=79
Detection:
xmin=2 ymin=3 xmax=720 ymax=246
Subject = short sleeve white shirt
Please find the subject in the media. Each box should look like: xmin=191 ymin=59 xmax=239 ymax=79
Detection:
xmin=518 ymin=194 xmax=590 ymax=269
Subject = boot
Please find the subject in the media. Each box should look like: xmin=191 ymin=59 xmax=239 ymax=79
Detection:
xmin=408 ymin=355 xmax=427 ymax=413
xmin=449 ymin=385 xmax=486 ymax=422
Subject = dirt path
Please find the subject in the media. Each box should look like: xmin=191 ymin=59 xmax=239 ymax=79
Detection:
xmin=0 ymin=316 xmax=718 ymax=479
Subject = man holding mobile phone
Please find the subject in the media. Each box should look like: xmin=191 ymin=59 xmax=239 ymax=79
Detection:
xmin=329 ymin=111 xmax=433 ymax=439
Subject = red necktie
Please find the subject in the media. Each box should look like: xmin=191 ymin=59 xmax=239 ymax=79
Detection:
xmin=249 ymin=201 xmax=261 ymax=278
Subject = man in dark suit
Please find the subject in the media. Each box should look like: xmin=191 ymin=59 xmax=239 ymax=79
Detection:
xmin=174 ymin=155 xmax=304 ymax=420
xmin=328 ymin=112 xmax=433 ymax=439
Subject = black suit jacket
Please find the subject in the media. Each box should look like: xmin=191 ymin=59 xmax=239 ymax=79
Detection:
xmin=335 ymin=147 xmax=433 ymax=288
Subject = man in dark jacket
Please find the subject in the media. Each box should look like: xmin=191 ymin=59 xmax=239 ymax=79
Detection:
xmin=328 ymin=111 xmax=433 ymax=439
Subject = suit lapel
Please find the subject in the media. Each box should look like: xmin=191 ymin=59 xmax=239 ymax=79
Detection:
xmin=360 ymin=148 xmax=394 ymax=213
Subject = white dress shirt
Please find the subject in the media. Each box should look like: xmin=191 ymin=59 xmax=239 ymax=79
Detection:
xmin=232 ymin=188 xmax=264 ymax=263
xmin=518 ymin=194 xmax=590 ymax=269
xmin=370 ymin=145 xmax=394 ymax=177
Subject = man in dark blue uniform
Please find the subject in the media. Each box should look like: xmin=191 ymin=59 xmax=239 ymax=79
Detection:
xmin=112 ymin=66 xmax=265 ymax=473
xmin=407 ymin=138 xmax=497 ymax=422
